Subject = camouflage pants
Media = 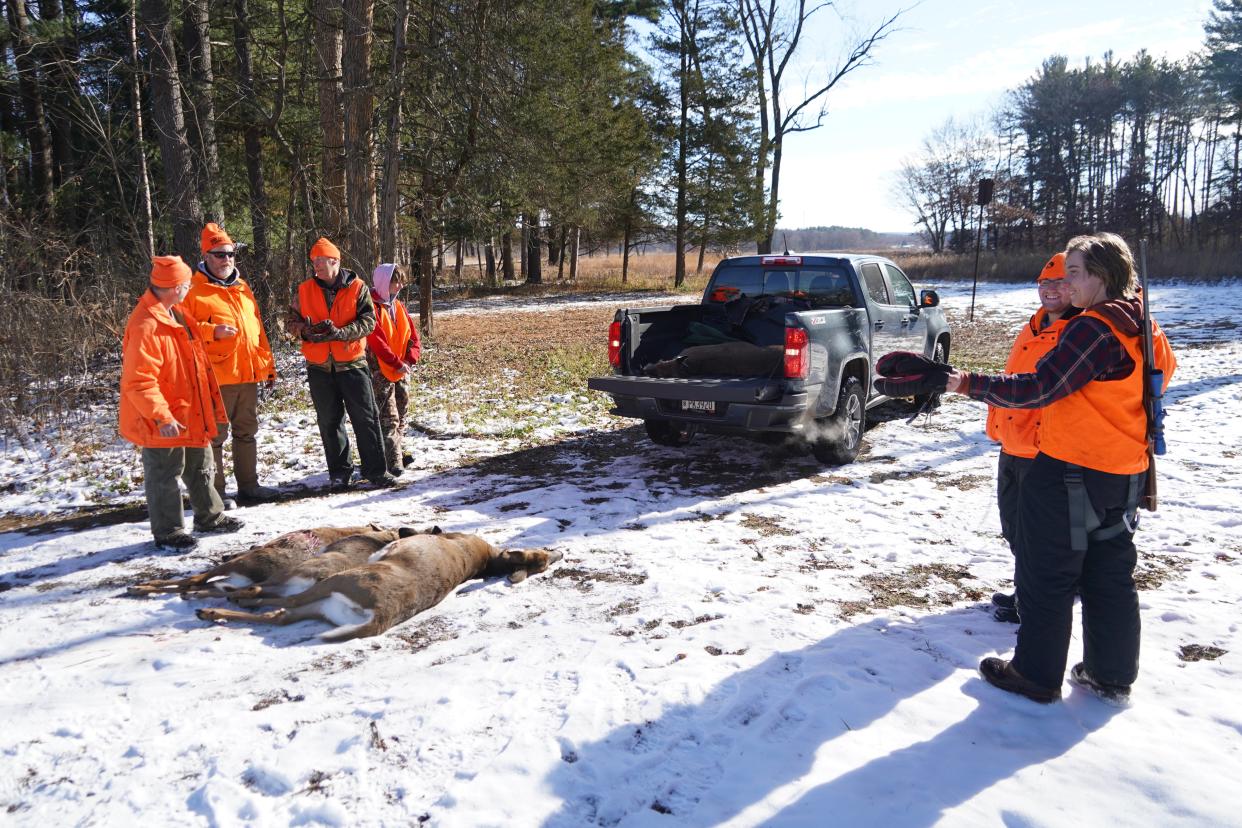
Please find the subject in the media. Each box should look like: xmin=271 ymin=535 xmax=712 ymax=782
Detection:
xmin=369 ymin=364 xmax=409 ymax=474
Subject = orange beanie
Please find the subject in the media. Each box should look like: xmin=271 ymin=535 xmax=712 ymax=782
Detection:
xmin=309 ymin=237 xmax=341 ymax=260
xmin=1038 ymin=252 xmax=1066 ymax=281
xmin=201 ymin=222 xmax=234 ymax=253
xmin=150 ymin=255 xmax=192 ymax=288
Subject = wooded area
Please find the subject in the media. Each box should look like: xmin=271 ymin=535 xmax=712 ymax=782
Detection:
xmin=897 ymin=1 xmax=1242 ymax=254
xmin=0 ymin=0 xmax=899 ymax=329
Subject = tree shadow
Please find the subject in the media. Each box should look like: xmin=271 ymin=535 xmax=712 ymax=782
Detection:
xmin=540 ymin=606 xmax=1062 ymax=826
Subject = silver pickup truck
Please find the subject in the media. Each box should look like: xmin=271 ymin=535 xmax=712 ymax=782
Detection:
xmin=587 ymin=254 xmax=951 ymax=464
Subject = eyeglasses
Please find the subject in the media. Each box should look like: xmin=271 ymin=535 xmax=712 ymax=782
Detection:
xmin=1037 ymin=281 xmax=1065 ymax=290
xmin=209 ymin=250 xmax=237 ymax=259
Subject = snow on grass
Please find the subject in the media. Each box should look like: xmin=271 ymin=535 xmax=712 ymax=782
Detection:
xmin=0 ymin=281 xmax=1239 ymax=825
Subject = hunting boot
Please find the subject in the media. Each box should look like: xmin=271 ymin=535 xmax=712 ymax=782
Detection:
xmin=233 ymin=440 xmax=278 ymax=502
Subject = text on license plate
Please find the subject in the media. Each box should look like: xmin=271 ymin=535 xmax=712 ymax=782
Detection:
xmin=681 ymin=399 xmax=716 ymax=413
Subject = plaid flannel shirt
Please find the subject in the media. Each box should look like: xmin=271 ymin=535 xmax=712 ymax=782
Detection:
xmin=962 ymin=315 xmax=1134 ymax=409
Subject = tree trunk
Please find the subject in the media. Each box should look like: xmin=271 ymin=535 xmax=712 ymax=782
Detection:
xmin=36 ymin=0 xmax=78 ymax=190
xmin=501 ymin=228 xmax=515 ymax=282
xmin=417 ymin=189 xmax=435 ymax=337
xmin=674 ymin=23 xmax=688 ymax=286
xmin=524 ymin=212 xmax=542 ymax=283
xmin=140 ymin=0 xmax=205 ymax=262
xmin=313 ymin=0 xmax=345 ymax=237
xmin=379 ymin=0 xmax=409 ymax=263
xmin=180 ymin=0 xmax=223 ymax=221
xmin=556 ymin=224 xmax=567 ymax=280
xmin=569 ymin=225 xmax=580 ymax=280
xmin=233 ymin=0 xmax=271 ymax=297
xmin=485 ymin=238 xmax=497 ymax=286
xmin=128 ymin=0 xmax=155 ymax=258
xmin=5 ymin=0 xmax=54 ymax=210
xmin=454 ymin=237 xmax=464 ymax=283
xmin=342 ymin=0 xmax=376 ymax=273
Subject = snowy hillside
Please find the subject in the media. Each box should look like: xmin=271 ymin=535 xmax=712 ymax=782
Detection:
xmin=0 ymin=281 xmax=1239 ymax=826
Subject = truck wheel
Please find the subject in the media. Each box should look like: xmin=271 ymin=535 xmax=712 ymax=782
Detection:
xmin=811 ymin=376 xmax=865 ymax=465
xmin=913 ymin=340 xmax=947 ymax=411
xmin=645 ymin=419 xmax=693 ymax=447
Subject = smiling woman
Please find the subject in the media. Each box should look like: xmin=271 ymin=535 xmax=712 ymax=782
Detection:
xmin=943 ymin=232 xmax=1178 ymax=704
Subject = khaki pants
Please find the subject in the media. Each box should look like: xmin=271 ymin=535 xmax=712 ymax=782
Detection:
xmin=212 ymin=382 xmax=260 ymax=496
xmin=142 ymin=446 xmax=224 ymax=540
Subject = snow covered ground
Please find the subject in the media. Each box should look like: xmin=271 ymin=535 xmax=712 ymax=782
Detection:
xmin=1 ymin=280 xmax=1239 ymax=826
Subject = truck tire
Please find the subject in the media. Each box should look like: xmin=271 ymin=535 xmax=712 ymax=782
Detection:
xmin=913 ymin=339 xmax=947 ymax=412
xmin=810 ymin=376 xmax=864 ymax=465
xmin=645 ymin=419 xmax=693 ymax=447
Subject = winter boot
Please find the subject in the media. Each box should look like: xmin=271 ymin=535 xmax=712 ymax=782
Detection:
xmin=979 ymin=657 xmax=1061 ymax=704
xmin=1069 ymin=663 xmax=1131 ymax=706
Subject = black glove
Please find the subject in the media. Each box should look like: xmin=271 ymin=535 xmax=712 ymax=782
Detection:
xmin=304 ymin=320 xmax=340 ymax=342
xmin=874 ymin=350 xmax=951 ymax=397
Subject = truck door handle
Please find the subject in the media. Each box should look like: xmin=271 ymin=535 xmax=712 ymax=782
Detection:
xmin=873 ymin=320 xmax=884 ymax=330
xmin=901 ymin=317 xmax=911 ymax=327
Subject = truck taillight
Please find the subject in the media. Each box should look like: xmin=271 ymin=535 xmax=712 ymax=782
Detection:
xmin=784 ymin=327 xmax=809 ymax=379
xmin=608 ymin=321 xmax=622 ymax=367
xmin=761 ymin=255 xmax=802 ymax=266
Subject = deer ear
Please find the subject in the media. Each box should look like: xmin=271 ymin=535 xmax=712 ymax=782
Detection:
xmin=398 ymin=526 xmax=418 ymax=538
xmin=429 ymin=525 xmax=443 ymax=535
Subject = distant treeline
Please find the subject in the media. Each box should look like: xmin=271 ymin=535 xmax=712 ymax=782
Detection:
xmin=897 ymin=1 xmax=1242 ymax=254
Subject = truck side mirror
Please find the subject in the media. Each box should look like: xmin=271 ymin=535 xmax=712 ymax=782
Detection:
xmin=919 ymin=290 xmax=940 ymax=308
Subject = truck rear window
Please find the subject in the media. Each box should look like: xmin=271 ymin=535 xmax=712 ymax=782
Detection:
xmin=708 ymin=266 xmax=856 ymax=308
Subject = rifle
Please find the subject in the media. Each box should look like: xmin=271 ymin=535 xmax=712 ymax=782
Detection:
xmin=1138 ymin=239 xmax=1166 ymax=511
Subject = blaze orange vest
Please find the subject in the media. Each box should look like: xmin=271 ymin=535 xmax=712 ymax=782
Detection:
xmin=298 ymin=277 xmax=367 ymax=365
xmin=1038 ymin=310 xmax=1173 ymax=474
xmin=375 ymin=299 xmax=414 ymax=382
xmin=986 ymin=308 xmax=1071 ymax=458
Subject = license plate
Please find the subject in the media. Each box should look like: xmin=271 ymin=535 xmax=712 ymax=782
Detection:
xmin=681 ymin=399 xmax=716 ymax=413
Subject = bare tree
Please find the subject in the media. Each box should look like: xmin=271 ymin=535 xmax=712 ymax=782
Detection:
xmin=379 ymin=0 xmax=409 ymax=263
xmin=738 ymin=0 xmax=902 ymax=252
xmin=233 ymin=0 xmax=272 ymax=284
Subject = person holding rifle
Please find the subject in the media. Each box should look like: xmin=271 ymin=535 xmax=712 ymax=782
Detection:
xmin=875 ymin=232 xmax=1176 ymax=704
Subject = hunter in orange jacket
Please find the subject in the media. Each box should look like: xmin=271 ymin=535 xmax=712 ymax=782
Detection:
xmin=120 ymin=256 xmax=240 ymax=550
xmin=984 ymin=253 xmax=1079 ymax=624
xmin=947 ymin=233 xmax=1179 ymax=704
xmin=184 ymin=223 xmax=280 ymax=501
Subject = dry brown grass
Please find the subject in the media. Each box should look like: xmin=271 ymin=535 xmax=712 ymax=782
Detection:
xmin=889 ymin=246 xmax=1242 ymax=283
xmin=439 ymin=251 xmax=717 ymax=299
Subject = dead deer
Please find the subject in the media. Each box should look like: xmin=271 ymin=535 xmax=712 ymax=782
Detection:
xmin=196 ymin=530 xmax=562 ymax=642
xmin=225 ymin=526 xmax=438 ymax=602
xmin=127 ymin=525 xmax=382 ymax=598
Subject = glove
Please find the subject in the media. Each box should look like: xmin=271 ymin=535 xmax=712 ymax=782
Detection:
xmin=305 ymin=320 xmax=340 ymax=342
xmin=874 ymin=350 xmax=951 ymax=397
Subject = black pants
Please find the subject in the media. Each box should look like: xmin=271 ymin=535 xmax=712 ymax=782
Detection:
xmin=997 ymin=451 xmax=1033 ymax=557
xmin=1012 ymin=452 xmax=1142 ymax=691
xmin=306 ymin=364 xmax=388 ymax=481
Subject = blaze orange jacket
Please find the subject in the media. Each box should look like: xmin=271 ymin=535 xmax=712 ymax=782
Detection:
xmin=1039 ymin=306 xmax=1176 ymax=474
xmin=119 ymin=291 xmax=226 ymax=448
xmin=183 ymin=269 xmax=275 ymax=386
xmin=367 ymin=293 xmax=419 ymax=382
xmin=297 ymin=275 xmax=369 ymax=366
xmin=986 ymin=307 xmax=1075 ymax=458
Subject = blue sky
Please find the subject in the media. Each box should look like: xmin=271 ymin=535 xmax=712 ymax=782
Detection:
xmin=775 ymin=0 xmax=1213 ymax=231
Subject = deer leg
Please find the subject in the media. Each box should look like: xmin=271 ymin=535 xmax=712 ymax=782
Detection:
xmin=197 ymin=606 xmax=297 ymax=626
xmin=127 ymin=571 xmax=216 ymax=596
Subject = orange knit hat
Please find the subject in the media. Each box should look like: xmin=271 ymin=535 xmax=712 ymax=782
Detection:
xmin=1037 ymin=252 xmax=1066 ymax=281
xmin=201 ymin=222 xmax=234 ymax=253
xmin=309 ymin=237 xmax=341 ymax=260
xmin=150 ymin=255 xmax=192 ymax=288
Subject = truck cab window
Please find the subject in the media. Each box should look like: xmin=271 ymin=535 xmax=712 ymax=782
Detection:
xmin=884 ymin=264 xmax=916 ymax=307
xmin=860 ymin=262 xmax=890 ymax=304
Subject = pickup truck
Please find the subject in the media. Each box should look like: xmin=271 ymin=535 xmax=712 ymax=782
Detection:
xmin=587 ymin=253 xmax=951 ymax=464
